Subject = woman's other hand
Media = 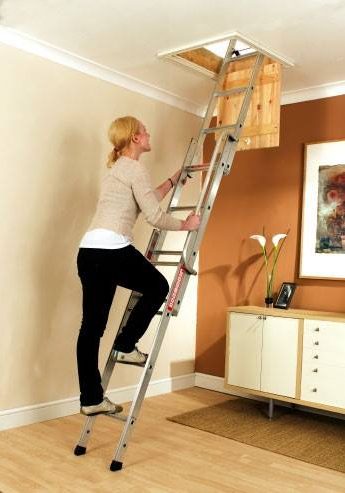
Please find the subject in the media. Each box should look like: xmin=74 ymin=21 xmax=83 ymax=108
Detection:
xmin=181 ymin=212 xmax=201 ymax=231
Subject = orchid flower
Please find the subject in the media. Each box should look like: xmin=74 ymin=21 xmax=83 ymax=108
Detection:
xmin=250 ymin=230 xmax=288 ymax=300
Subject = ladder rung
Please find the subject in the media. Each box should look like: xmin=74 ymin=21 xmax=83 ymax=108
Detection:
xmin=225 ymin=51 xmax=259 ymax=63
xmin=129 ymin=304 xmax=172 ymax=315
xmin=169 ymin=206 xmax=195 ymax=212
xmin=105 ymin=413 xmax=128 ymax=422
xmin=152 ymin=250 xmax=183 ymax=255
xmin=151 ymin=261 xmax=180 ymax=267
xmin=116 ymin=359 xmax=146 ymax=367
xmin=202 ymin=124 xmax=236 ymax=135
xmin=214 ymin=86 xmax=248 ymax=98
xmin=130 ymin=292 xmax=142 ymax=299
xmin=185 ymin=165 xmax=210 ymax=173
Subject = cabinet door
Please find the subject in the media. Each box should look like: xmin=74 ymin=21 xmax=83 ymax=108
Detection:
xmin=227 ymin=313 xmax=262 ymax=390
xmin=260 ymin=315 xmax=299 ymax=397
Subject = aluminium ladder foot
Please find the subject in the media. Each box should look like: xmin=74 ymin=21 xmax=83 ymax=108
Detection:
xmin=74 ymin=445 xmax=86 ymax=456
xmin=110 ymin=460 xmax=123 ymax=471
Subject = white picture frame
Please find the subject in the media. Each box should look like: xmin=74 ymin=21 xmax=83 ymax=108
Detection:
xmin=300 ymin=139 xmax=345 ymax=279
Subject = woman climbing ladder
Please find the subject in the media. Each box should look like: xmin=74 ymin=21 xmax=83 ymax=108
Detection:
xmin=76 ymin=116 xmax=200 ymax=417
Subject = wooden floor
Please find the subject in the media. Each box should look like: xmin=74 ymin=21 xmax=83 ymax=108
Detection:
xmin=1 ymin=387 xmax=345 ymax=492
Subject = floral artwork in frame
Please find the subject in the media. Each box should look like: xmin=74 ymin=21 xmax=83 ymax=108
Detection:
xmin=300 ymin=139 xmax=345 ymax=279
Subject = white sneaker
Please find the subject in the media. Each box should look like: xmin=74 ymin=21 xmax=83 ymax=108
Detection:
xmin=80 ymin=397 xmax=123 ymax=416
xmin=116 ymin=346 xmax=148 ymax=366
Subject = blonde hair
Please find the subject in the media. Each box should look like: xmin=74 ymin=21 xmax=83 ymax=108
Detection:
xmin=107 ymin=116 xmax=141 ymax=167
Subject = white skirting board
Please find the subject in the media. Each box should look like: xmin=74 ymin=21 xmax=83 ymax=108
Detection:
xmin=194 ymin=372 xmax=254 ymax=399
xmin=0 ymin=373 xmax=196 ymax=431
xmin=0 ymin=372 xmax=262 ymax=431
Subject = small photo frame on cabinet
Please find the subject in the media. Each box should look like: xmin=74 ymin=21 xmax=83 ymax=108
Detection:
xmin=273 ymin=282 xmax=296 ymax=309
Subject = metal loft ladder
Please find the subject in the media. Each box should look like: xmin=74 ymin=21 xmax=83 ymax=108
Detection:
xmin=74 ymin=37 xmax=265 ymax=471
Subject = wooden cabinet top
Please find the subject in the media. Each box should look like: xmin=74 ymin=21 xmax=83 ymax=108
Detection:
xmin=227 ymin=306 xmax=345 ymax=322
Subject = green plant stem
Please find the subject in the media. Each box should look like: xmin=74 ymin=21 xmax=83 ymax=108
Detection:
xmin=261 ymin=246 xmax=270 ymax=297
xmin=268 ymin=234 xmax=288 ymax=298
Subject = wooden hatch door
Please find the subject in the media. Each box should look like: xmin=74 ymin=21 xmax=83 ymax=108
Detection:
xmin=217 ymin=55 xmax=282 ymax=150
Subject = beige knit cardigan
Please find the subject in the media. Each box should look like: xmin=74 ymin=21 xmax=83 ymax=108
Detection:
xmin=88 ymin=156 xmax=182 ymax=241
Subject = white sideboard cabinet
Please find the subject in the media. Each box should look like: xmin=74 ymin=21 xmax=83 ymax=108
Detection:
xmin=225 ymin=306 xmax=345 ymax=414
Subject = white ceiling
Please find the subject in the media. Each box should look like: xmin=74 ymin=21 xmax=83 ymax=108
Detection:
xmin=1 ymin=0 xmax=345 ymax=109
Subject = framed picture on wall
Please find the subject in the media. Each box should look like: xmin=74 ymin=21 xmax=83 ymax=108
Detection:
xmin=300 ymin=139 xmax=345 ymax=279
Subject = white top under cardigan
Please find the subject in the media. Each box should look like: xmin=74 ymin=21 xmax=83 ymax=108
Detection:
xmin=79 ymin=228 xmax=131 ymax=249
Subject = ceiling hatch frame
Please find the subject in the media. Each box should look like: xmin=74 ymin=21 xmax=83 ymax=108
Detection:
xmin=158 ymin=31 xmax=294 ymax=79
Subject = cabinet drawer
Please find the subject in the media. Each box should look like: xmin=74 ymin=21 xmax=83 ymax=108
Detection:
xmin=302 ymin=347 xmax=345 ymax=368
xmin=301 ymin=363 xmax=345 ymax=408
xmin=303 ymin=319 xmax=345 ymax=353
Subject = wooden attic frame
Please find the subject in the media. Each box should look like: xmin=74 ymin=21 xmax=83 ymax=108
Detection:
xmin=158 ymin=33 xmax=293 ymax=151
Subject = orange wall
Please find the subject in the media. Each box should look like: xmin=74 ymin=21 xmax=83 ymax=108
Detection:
xmin=196 ymin=95 xmax=345 ymax=377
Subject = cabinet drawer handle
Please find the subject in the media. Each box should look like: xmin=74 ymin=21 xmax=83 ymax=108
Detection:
xmin=312 ymin=388 xmax=318 ymax=392
xmin=312 ymin=368 xmax=318 ymax=373
xmin=314 ymin=341 xmax=319 ymax=346
xmin=258 ymin=316 xmax=262 ymax=320
xmin=314 ymin=327 xmax=320 ymax=332
xmin=313 ymin=355 xmax=319 ymax=359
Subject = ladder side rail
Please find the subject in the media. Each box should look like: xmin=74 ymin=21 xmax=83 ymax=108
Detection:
xmin=111 ymin=222 xmax=198 ymax=467
xmin=176 ymin=38 xmax=237 ymax=184
xmin=111 ymin=309 xmax=173 ymax=468
xmin=172 ymin=142 xmax=232 ymax=310
xmin=181 ymin=54 xmax=265 ymax=273
xmin=169 ymin=137 xmax=198 ymax=209
xmin=158 ymin=137 xmax=232 ymax=321
xmin=75 ymin=288 xmax=149 ymax=450
xmin=181 ymin=132 xmax=229 ymax=274
xmin=140 ymin=135 xmax=198 ymax=265
xmin=173 ymin=131 xmax=229 ymax=275
xmin=76 ymin=415 xmax=97 ymax=450
xmin=142 ymin=137 xmax=198 ymax=267
xmin=194 ymin=132 xmax=226 ymax=217
xmin=194 ymin=38 xmax=237 ymax=143
xmin=183 ymin=142 xmax=233 ymax=271
xmin=110 ymin=136 xmax=233 ymax=462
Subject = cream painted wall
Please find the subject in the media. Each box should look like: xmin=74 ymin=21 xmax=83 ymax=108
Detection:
xmin=0 ymin=43 xmax=200 ymax=412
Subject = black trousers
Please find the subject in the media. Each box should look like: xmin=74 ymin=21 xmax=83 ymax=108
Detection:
xmin=76 ymin=246 xmax=169 ymax=406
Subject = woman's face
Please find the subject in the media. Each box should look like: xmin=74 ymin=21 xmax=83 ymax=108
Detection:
xmin=134 ymin=122 xmax=151 ymax=152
